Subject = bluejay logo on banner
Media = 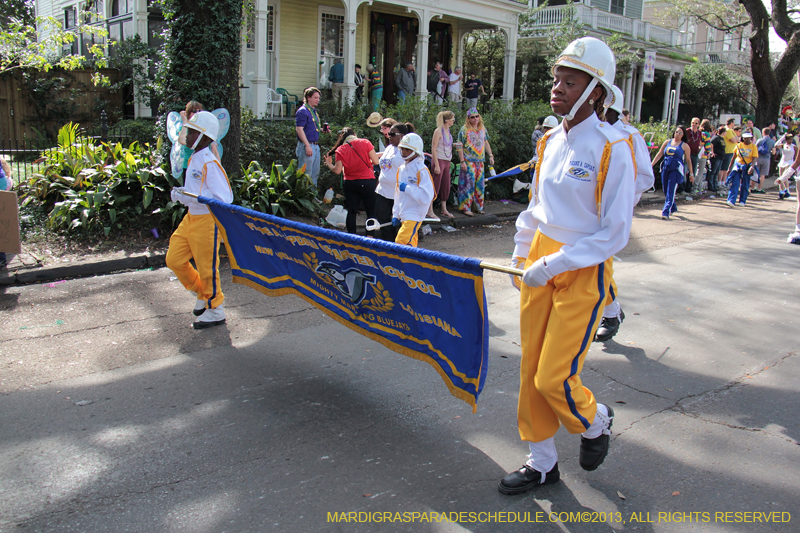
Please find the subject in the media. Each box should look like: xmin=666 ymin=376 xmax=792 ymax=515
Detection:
xmin=198 ymin=197 xmax=490 ymax=411
xmin=315 ymin=262 xmax=376 ymax=305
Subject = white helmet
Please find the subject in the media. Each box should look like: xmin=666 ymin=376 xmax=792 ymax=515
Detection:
xmin=399 ymin=133 xmax=424 ymax=159
xmin=542 ymin=115 xmax=559 ymax=129
xmin=185 ymin=110 xmax=219 ymax=147
xmin=552 ymin=36 xmax=616 ymax=120
xmin=606 ymin=85 xmax=624 ymax=115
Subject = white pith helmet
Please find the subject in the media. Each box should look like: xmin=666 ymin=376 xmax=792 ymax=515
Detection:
xmin=399 ymin=133 xmax=424 ymax=159
xmin=542 ymin=115 xmax=559 ymax=129
xmin=552 ymin=36 xmax=617 ymax=120
xmin=606 ymin=85 xmax=624 ymax=115
xmin=185 ymin=110 xmax=219 ymax=143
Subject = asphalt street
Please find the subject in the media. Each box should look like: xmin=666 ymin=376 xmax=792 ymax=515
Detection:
xmin=1 ymin=193 xmax=798 ymax=532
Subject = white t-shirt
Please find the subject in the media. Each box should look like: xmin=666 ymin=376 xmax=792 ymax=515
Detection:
xmin=448 ymin=72 xmax=461 ymax=94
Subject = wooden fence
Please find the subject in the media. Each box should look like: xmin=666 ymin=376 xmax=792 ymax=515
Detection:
xmin=0 ymin=68 xmax=122 ymax=141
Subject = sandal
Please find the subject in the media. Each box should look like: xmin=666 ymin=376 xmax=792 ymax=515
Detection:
xmin=461 ymin=209 xmax=474 ymax=217
xmin=441 ymin=210 xmax=454 ymax=218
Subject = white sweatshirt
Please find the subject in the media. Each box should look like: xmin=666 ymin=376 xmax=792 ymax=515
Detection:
xmin=513 ymin=113 xmax=635 ymax=276
xmin=376 ymin=144 xmax=404 ymax=199
xmin=184 ymin=147 xmax=233 ymax=215
xmin=612 ymin=120 xmax=655 ymax=205
xmin=392 ymin=157 xmax=435 ymax=222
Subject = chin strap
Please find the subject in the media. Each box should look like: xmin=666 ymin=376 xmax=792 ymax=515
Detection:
xmin=191 ymin=133 xmax=203 ymax=150
xmin=558 ymin=78 xmax=598 ymax=121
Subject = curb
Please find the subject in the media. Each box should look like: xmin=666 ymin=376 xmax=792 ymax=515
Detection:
xmin=0 ymin=253 xmax=167 ymax=287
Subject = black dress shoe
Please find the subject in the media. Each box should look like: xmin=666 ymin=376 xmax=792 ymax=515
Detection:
xmin=594 ymin=309 xmax=624 ymax=342
xmin=580 ymin=405 xmax=614 ymax=471
xmin=498 ymin=463 xmax=560 ymax=495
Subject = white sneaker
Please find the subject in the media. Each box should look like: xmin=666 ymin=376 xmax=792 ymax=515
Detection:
xmin=726 ymin=201 xmax=736 ymax=207
xmin=193 ymin=306 xmax=226 ymax=329
xmin=738 ymin=202 xmax=746 ymax=207
xmin=193 ymin=299 xmax=207 ymax=317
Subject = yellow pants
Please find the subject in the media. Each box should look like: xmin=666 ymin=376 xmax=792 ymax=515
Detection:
xmin=166 ymin=213 xmax=224 ymax=309
xmin=395 ymin=220 xmax=422 ymax=247
xmin=518 ymin=231 xmax=612 ymax=442
xmin=606 ymin=261 xmax=617 ymax=305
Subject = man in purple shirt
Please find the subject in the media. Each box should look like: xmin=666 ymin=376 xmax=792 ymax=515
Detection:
xmin=295 ymin=87 xmax=322 ymax=185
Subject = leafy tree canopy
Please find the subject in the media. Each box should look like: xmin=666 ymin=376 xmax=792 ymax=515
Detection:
xmin=680 ymin=62 xmax=749 ymax=118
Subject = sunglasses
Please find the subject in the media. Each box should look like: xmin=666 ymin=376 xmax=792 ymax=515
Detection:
xmin=469 ymin=115 xmax=480 ymax=119
xmin=388 ymin=132 xmax=403 ymax=137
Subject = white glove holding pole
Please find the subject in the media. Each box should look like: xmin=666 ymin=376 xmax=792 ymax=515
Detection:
xmin=522 ymin=257 xmax=554 ymax=288
xmin=171 ymin=187 xmax=198 ymax=207
xmin=510 ymin=256 xmax=525 ymax=291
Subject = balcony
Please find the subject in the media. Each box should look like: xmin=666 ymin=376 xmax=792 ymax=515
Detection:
xmin=698 ymin=49 xmax=749 ymax=66
xmin=525 ymin=4 xmax=689 ymax=49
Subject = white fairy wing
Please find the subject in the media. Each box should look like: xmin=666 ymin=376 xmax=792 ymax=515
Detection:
xmin=170 ymin=141 xmax=189 ymax=182
xmin=212 ymin=108 xmax=230 ymax=142
xmin=166 ymin=111 xmax=183 ymax=143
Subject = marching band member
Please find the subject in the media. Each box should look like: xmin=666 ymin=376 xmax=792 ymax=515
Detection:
xmin=594 ymin=85 xmax=655 ymax=342
xmin=392 ymin=133 xmax=435 ymax=247
xmin=167 ymin=111 xmax=233 ymax=329
xmin=500 ymin=37 xmax=635 ymax=495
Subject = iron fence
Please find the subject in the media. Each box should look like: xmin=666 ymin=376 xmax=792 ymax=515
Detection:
xmin=0 ymin=115 xmax=154 ymax=185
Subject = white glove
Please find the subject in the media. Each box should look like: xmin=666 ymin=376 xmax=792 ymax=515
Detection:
xmin=522 ymin=257 xmax=554 ymax=288
xmin=510 ymin=256 xmax=525 ymax=291
xmin=780 ymin=167 xmax=796 ymax=181
xmin=171 ymin=187 xmax=185 ymax=204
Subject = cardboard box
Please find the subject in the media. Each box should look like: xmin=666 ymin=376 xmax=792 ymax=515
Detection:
xmin=0 ymin=190 xmax=21 ymax=254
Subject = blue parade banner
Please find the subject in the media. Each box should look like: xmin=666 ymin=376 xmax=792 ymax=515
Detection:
xmin=200 ymin=197 xmax=490 ymax=411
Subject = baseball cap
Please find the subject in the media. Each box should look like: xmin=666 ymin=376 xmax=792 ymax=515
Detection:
xmin=741 ymin=132 xmax=753 ymax=138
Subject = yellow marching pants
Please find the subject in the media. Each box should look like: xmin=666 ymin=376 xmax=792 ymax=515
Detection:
xmin=605 ymin=261 xmax=618 ymax=306
xmin=395 ymin=220 xmax=422 ymax=247
xmin=518 ymin=231 xmax=612 ymax=442
xmin=166 ymin=213 xmax=225 ymax=309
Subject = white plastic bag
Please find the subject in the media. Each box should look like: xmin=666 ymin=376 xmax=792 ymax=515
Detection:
xmin=326 ymin=205 xmax=347 ymax=228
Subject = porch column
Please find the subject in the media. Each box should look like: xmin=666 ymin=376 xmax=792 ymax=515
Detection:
xmin=672 ymin=73 xmax=682 ymax=124
xmin=415 ymin=33 xmax=430 ymax=98
xmin=134 ymin=0 xmax=150 ymax=117
xmin=456 ymin=29 xmax=469 ymax=70
xmin=662 ymin=70 xmax=673 ymax=124
xmin=342 ymin=20 xmax=358 ymax=107
xmin=501 ymin=26 xmax=517 ymax=103
xmin=251 ymin=0 xmax=271 ymax=117
xmin=623 ymin=63 xmax=634 ymax=111
xmin=634 ymin=64 xmax=645 ymax=122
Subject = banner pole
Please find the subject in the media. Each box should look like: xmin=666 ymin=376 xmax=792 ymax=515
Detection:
xmin=180 ymin=190 xmax=524 ymax=276
xmin=479 ymin=262 xmax=523 ymax=276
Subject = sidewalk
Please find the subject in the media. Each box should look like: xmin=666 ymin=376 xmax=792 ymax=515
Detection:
xmin=0 ymin=199 xmax=529 ymax=287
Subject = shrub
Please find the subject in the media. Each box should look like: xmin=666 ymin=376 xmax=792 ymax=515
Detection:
xmin=21 ymin=122 xmax=179 ymax=235
xmin=232 ymin=160 xmax=323 ymax=219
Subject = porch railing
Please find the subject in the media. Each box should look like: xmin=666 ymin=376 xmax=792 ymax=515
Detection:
xmin=525 ymin=5 xmax=688 ymax=50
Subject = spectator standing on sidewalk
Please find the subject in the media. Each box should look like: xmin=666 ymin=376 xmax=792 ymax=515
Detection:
xmin=295 ymin=87 xmax=322 ymax=186
xmin=464 ymin=73 xmax=486 ymax=109
xmin=720 ymin=121 xmax=741 ymax=188
xmin=430 ymin=110 xmax=456 ymax=220
xmin=707 ymin=126 xmax=726 ymax=193
xmin=694 ymin=119 xmax=713 ymax=194
xmin=395 ymin=63 xmax=416 ymax=103
xmin=368 ymin=64 xmax=383 ymax=111
xmin=448 ymin=67 xmax=463 ymax=104
xmin=684 ymin=117 xmax=702 ymax=194
xmin=0 ymin=158 xmax=11 ymax=269
xmin=754 ymin=124 xmax=776 ymax=195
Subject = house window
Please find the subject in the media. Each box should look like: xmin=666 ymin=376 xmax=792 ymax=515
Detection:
xmin=64 ymin=7 xmax=78 ymax=54
xmin=739 ymin=32 xmax=747 ymax=51
xmin=111 ymin=0 xmax=132 ymax=17
xmin=318 ymin=8 xmax=344 ymax=88
xmin=723 ymin=31 xmax=732 ymax=51
xmin=266 ymin=5 xmax=274 ymax=51
xmin=609 ymin=0 xmax=624 ymax=16
xmin=245 ymin=0 xmax=255 ymax=49
xmin=320 ymin=12 xmax=344 ymax=57
xmin=706 ymin=27 xmax=715 ymax=52
xmin=83 ymin=0 xmax=104 ymax=23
